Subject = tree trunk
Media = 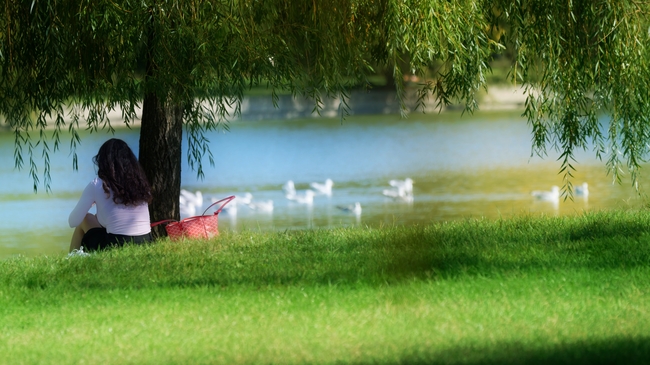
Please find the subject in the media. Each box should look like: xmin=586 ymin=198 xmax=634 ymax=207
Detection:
xmin=139 ymin=94 xmax=183 ymax=238
xmin=138 ymin=4 xmax=184 ymax=238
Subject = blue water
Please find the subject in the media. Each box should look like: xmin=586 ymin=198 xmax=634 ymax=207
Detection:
xmin=0 ymin=111 xmax=644 ymax=258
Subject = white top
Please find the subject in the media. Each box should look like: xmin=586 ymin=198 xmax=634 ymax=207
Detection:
xmin=68 ymin=178 xmax=151 ymax=236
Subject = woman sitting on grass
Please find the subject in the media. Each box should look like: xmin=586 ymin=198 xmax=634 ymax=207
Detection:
xmin=68 ymin=138 xmax=153 ymax=253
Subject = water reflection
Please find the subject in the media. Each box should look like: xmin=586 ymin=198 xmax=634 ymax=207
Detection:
xmin=0 ymin=110 xmax=647 ymax=258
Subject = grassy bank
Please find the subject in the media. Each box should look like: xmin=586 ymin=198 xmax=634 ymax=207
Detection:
xmin=3 ymin=210 xmax=650 ymax=364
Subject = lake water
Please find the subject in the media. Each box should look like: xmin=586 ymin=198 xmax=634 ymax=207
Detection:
xmin=0 ymin=110 xmax=646 ymax=259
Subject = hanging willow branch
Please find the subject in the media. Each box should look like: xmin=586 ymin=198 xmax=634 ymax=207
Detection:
xmin=0 ymin=0 xmax=648 ymax=197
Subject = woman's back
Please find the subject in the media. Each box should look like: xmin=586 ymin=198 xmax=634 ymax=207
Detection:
xmin=69 ymin=178 xmax=151 ymax=236
xmin=68 ymin=138 xmax=153 ymax=252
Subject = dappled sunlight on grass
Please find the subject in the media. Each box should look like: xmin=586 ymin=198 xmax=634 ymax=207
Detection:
xmin=2 ymin=210 xmax=650 ymax=364
xmin=4 ymin=210 xmax=650 ymax=290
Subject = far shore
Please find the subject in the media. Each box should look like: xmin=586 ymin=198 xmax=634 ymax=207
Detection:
xmin=1 ymin=85 xmax=527 ymax=131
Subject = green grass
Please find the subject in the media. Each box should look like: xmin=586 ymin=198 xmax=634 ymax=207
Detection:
xmin=3 ymin=210 xmax=650 ymax=364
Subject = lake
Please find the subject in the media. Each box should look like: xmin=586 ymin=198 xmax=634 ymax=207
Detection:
xmin=0 ymin=110 xmax=646 ymax=259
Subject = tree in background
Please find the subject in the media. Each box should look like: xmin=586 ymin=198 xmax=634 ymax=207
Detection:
xmin=1 ymin=1 xmax=648 ymax=233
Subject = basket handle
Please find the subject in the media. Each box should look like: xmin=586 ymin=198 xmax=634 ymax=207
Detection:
xmin=150 ymin=219 xmax=177 ymax=228
xmin=202 ymin=195 xmax=235 ymax=216
xmin=149 ymin=195 xmax=234 ymax=227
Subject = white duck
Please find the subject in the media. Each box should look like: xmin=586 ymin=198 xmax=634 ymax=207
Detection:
xmin=310 ymin=178 xmax=334 ymax=196
xmin=531 ymin=185 xmax=560 ymax=202
xmin=283 ymin=180 xmax=296 ymax=198
xmin=179 ymin=194 xmax=188 ymax=207
xmin=382 ymin=188 xmax=403 ymax=199
xmin=179 ymin=202 xmax=197 ymax=217
xmin=389 ymin=178 xmax=413 ymax=196
xmin=221 ymin=201 xmax=238 ymax=216
xmin=287 ymin=190 xmax=315 ymax=204
xmin=209 ymin=196 xmax=237 ymax=215
xmin=337 ymin=202 xmax=362 ymax=215
xmin=575 ymin=182 xmax=589 ymax=197
xmin=180 ymin=189 xmax=203 ymax=207
xmin=247 ymin=199 xmax=274 ymax=213
xmin=234 ymin=192 xmax=253 ymax=205
xmin=382 ymin=187 xmax=414 ymax=202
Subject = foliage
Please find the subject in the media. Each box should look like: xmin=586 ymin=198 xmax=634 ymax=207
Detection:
xmin=495 ymin=0 xmax=650 ymax=194
xmin=0 ymin=0 xmax=649 ymax=197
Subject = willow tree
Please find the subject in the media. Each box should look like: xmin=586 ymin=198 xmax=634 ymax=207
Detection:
xmin=1 ymin=1 xmax=649 ymax=230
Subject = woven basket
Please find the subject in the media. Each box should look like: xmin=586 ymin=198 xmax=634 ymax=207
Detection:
xmin=152 ymin=196 xmax=234 ymax=241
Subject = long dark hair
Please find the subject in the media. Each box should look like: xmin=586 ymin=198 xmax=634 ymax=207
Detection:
xmin=93 ymin=138 xmax=152 ymax=205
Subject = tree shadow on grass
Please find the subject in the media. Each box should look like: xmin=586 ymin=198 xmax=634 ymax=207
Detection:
xmin=380 ymin=219 xmax=650 ymax=279
xmin=9 ymin=216 xmax=650 ymax=290
xmin=358 ymin=336 xmax=650 ymax=365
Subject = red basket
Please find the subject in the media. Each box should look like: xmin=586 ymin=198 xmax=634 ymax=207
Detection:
xmin=152 ymin=196 xmax=234 ymax=241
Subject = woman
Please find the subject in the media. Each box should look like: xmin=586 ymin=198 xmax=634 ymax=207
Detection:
xmin=69 ymin=138 xmax=153 ymax=252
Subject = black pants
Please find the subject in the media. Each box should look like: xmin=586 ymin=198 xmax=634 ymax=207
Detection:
xmin=82 ymin=227 xmax=152 ymax=252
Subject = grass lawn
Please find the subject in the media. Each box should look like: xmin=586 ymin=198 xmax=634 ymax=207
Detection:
xmin=2 ymin=210 xmax=650 ymax=364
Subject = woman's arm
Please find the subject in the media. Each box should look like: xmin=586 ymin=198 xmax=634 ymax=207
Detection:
xmin=68 ymin=180 xmax=97 ymax=228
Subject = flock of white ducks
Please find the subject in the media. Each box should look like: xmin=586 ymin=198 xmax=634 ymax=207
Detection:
xmin=177 ymin=179 xmax=587 ymax=220
xmin=178 ymin=177 xmax=417 ymax=219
